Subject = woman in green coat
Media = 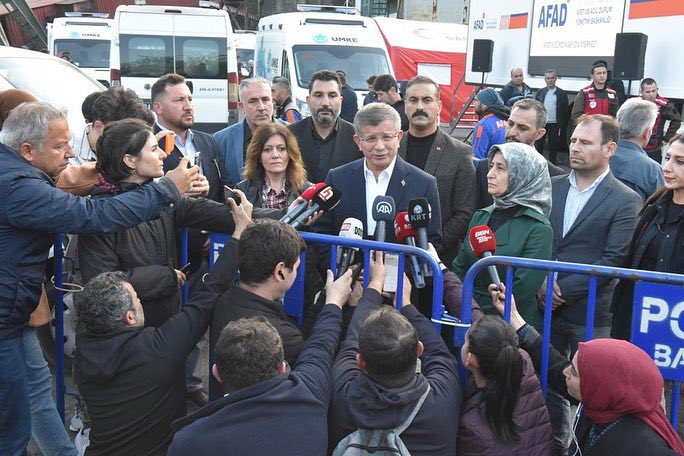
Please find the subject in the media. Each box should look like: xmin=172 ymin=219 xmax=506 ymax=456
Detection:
xmin=452 ymin=142 xmax=553 ymax=329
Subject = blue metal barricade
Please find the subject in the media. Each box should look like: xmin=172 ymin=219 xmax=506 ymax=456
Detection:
xmin=453 ymin=255 xmax=684 ymax=429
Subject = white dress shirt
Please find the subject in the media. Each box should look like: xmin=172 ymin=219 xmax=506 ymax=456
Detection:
xmin=364 ymin=157 xmax=397 ymax=236
xmin=562 ymin=167 xmax=610 ymax=237
xmin=156 ymin=123 xmax=198 ymax=166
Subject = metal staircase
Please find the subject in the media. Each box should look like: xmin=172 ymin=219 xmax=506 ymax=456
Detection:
xmin=0 ymin=0 xmax=47 ymax=49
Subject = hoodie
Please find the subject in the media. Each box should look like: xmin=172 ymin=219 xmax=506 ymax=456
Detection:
xmin=329 ymin=289 xmax=462 ymax=455
xmin=472 ymin=105 xmax=510 ymax=160
xmin=74 ymin=238 xmax=239 ymax=456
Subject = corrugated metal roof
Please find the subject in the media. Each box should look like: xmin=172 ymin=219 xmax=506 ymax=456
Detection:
xmin=2 ymin=3 xmax=56 ymax=47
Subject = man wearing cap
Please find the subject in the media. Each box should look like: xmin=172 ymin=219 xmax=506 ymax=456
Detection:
xmin=471 ymin=88 xmax=510 ymax=160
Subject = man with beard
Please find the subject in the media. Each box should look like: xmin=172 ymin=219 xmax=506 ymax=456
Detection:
xmin=398 ymin=75 xmax=475 ymax=260
xmin=471 ymin=88 xmax=509 ymax=160
xmin=151 ymin=73 xmax=232 ymax=408
xmin=289 ymin=70 xmax=361 ymax=183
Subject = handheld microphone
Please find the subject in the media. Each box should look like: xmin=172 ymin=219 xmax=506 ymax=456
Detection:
xmin=469 ymin=225 xmax=501 ymax=288
xmin=408 ymin=198 xmax=431 ymax=275
xmin=279 ymin=183 xmax=326 ymax=224
xmin=372 ymin=195 xmax=395 ymax=243
xmin=336 ymin=218 xmax=363 ymax=278
xmin=290 ymin=184 xmax=341 ymax=230
xmin=394 ymin=212 xmax=426 ymax=289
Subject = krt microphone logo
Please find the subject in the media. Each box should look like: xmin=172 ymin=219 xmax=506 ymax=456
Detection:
xmin=409 ymin=204 xmax=427 ymax=223
xmin=376 ymin=201 xmax=393 ymax=214
xmin=318 ymin=187 xmax=334 ymax=201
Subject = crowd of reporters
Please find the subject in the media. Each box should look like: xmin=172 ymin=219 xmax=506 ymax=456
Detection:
xmin=0 ymin=62 xmax=683 ymax=456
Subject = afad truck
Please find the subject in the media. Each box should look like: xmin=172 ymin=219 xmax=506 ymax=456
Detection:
xmin=47 ymin=13 xmax=112 ymax=86
xmin=254 ymin=5 xmax=394 ymax=116
xmin=465 ymin=0 xmax=684 ymax=100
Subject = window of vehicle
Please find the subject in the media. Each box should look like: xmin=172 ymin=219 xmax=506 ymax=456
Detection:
xmin=236 ymin=48 xmax=254 ymax=65
xmin=175 ymin=37 xmax=226 ymax=79
xmin=292 ymin=45 xmax=390 ymax=91
xmin=120 ymin=35 xmax=172 ymax=77
xmin=54 ymin=40 xmax=110 ymax=69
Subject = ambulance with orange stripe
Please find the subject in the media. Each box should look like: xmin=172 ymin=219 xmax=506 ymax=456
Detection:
xmin=465 ymin=0 xmax=684 ymax=99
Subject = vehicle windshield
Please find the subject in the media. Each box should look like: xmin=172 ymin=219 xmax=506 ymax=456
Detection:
xmin=293 ymin=45 xmax=390 ymax=91
xmin=0 ymin=56 xmax=103 ymax=128
xmin=54 ymin=40 xmax=110 ymax=69
xmin=236 ymin=48 xmax=254 ymax=64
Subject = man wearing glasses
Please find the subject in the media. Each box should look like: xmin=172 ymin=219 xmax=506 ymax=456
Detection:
xmin=315 ymin=102 xmax=442 ymax=249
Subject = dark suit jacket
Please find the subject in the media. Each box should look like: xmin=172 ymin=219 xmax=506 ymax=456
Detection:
xmin=288 ymin=117 xmax=361 ymax=183
xmin=159 ymin=126 xmax=231 ymax=202
xmin=398 ymin=129 xmax=475 ymax=261
xmin=549 ymin=172 xmax=641 ymax=326
xmin=315 ymin=157 xmax=443 ymax=250
xmin=476 ymin=157 xmax=567 ymax=209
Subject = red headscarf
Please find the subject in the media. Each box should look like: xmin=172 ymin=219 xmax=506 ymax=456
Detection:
xmin=578 ymin=338 xmax=684 ymax=454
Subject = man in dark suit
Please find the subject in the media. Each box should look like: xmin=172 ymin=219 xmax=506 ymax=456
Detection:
xmin=288 ymin=70 xmax=361 ymax=183
xmin=541 ymin=114 xmax=641 ymax=453
xmin=476 ymin=99 xmax=567 ymax=209
xmin=152 ymin=73 xmax=231 ymax=407
xmin=398 ymin=75 xmax=475 ymax=262
xmin=534 ymin=69 xmax=569 ymax=164
xmin=316 ymin=102 xmax=442 ymax=249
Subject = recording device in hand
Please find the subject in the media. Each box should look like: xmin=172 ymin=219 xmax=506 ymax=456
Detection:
xmin=469 ymin=225 xmax=500 ymax=288
xmin=223 ymin=186 xmax=241 ymax=206
xmin=280 ymin=183 xmax=326 ymax=224
xmin=195 ymin=151 xmax=203 ymax=175
xmin=372 ymin=195 xmax=395 ymax=243
xmin=394 ymin=212 xmax=426 ymax=289
xmin=290 ymin=184 xmax=342 ymax=230
xmin=336 ymin=218 xmax=364 ymax=279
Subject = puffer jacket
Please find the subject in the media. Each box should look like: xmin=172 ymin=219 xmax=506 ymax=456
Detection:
xmin=457 ymin=349 xmax=553 ymax=455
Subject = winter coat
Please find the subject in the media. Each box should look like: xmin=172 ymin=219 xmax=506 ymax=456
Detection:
xmin=456 ymin=350 xmax=553 ymax=455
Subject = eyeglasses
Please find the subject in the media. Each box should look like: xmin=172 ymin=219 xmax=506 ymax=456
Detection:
xmin=359 ymin=132 xmax=399 ymax=145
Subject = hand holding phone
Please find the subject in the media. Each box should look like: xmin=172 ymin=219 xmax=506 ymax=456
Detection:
xmin=224 ymin=186 xmax=242 ymax=206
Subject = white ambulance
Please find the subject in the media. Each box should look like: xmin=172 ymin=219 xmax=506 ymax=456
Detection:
xmin=47 ymin=13 xmax=112 ymax=86
xmin=109 ymin=5 xmax=240 ymax=132
xmin=254 ymin=5 xmax=394 ymax=116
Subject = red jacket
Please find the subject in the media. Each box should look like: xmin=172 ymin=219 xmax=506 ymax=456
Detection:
xmin=456 ymin=349 xmax=553 ymax=455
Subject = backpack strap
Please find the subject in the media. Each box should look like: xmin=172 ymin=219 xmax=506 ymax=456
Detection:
xmin=392 ymin=383 xmax=431 ymax=436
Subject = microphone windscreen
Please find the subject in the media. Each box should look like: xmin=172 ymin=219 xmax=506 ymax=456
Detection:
xmin=469 ymin=225 xmax=497 ymax=259
xmin=339 ymin=217 xmax=364 ymax=240
xmin=393 ymin=212 xmax=418 ymax=242
xmin=301 ymin=182 xmax=327 ymax=201
xmin=372 ymin=195 xmax=396 ymax=223
xmin=408 ymin=198 xmax=430 ymax=229
xmin=311 ymin=184 xmax=342 ymax=211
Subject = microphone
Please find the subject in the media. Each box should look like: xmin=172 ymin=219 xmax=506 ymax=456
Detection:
xmin=279 ymin=183 xmax=326 ymax=224
xmin=372 ymin=195 xmax=395 ymax=243
xmin=469 ymin=225 xmax=501 ymax=288
xmin=408 ymin=198 xmax=431 ymax=275
xmin=393 ymin=212 xmax=426 ymax=289
xmin=290 ymin=184 xmax=341 ymax=230
xmin=336 ymin=218 xmax=363 ymax=278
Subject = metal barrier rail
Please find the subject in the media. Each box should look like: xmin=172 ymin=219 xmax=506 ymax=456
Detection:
xmin=456 ymin=255 xmax=684 ymax=429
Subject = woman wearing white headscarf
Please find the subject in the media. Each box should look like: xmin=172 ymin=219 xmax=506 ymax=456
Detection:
xmin=452 ymin=143 xmax=553 ymax=329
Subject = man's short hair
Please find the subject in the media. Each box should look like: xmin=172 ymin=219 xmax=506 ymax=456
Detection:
xmin=353 ymin=102 xmax=401 ymax=136
xmin=214 ymin=316 xmax=284 ymax=393
xmin=640 ymin=77 xmax=657 ymax=90
xmin=273 ymin=77 xmax=292 ymax=94
xmin=366 ymin=75 xmax=377 ymax=86
xmin=578 ymin=114 xmax=620 ymax=144
xmin=372 ymin=74 xmax=398 ymax=94
xmin=81 ymin=91 xmax=102 ymax=124
xmin=238 ymin=77 xmax=272 ymax=102
xmin=591 ymin=60 xmax=608 ymax=74
xmin=512 ymin=98 xmax=548 ymax=130
xmin=307 ymin=70 xmax=341 ymax=93
xmin=0 ymin=101 xmax=66 ymax=154
xmin=77 ymin=271 xmax=135 ymax=335
xmin=405 ymin=75 xmax=440 ymax=100
xmin=616 ymin=97 xmax=658 ymax=140
xmin=359 ymin=307 xmax=419 ymax=387
xmin=150 ymin=73 xmax=188 ymax=103
xmin=544 ymin=69 xmax=557 ymax=76
xmin=91 ymin=87 xmax=154 ymax=126
xmin=335 ymin=70 xmax=347 ymax=87
xmin=238 ymin=219 xmax=304 ymax=285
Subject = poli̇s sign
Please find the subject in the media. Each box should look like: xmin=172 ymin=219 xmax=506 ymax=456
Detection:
xmin=631 ymin=282 xmax=684 ymax=382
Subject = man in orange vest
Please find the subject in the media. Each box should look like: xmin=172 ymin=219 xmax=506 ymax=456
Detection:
xmin=639 ymin=77 xmax=682 ymax=163
xmin=570 ymin=60 xmax=619 ymax=133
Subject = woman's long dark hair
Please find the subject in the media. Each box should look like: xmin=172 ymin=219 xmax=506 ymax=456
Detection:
xmin=95 ymin=118 xmax=153 ymax=182
xmin=467 ymin=316 xmax=523 ymax=443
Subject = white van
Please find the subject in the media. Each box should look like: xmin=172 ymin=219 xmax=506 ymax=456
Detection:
xmin=110 ymin=5 xmax=239 ymax=132
xmin=255 ymin=5 xmax=394 ymax=116
xmin=47 ymin=13 xmax=112 ymax=87
xmin=233 ymin=30 xmax=256 ymax=78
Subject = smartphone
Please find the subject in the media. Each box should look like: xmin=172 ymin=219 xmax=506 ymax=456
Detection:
xmin=224 ymin=186 xmax=242 ymax=205
xmin=164 ymin=132 xmax=175 ymax=155
xmin=179 ymin=263 xmax=192 ymax=274
xmin=382 ymin=254 xmax=399 ymax=293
